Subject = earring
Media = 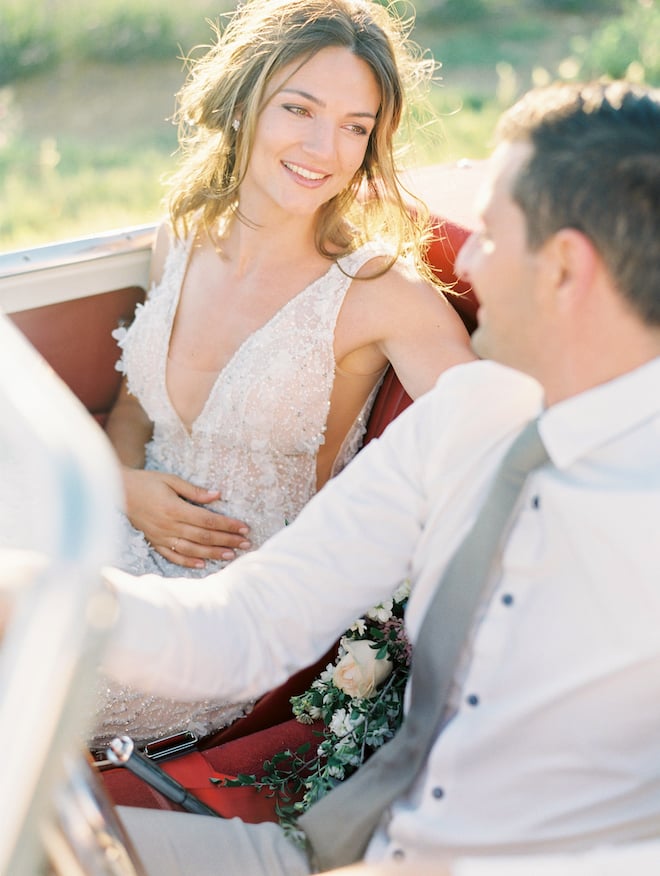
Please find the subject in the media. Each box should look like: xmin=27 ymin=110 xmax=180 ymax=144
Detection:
xmin=231 ymin=118 xmax=241 ymax=132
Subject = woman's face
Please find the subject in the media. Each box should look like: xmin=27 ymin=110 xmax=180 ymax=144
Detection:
xmin=239 ymin=45 xmax=381 ymax=223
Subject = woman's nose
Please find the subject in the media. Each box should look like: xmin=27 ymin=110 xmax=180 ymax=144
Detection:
xmin=304 ymin=119 xmax=336 ymax=160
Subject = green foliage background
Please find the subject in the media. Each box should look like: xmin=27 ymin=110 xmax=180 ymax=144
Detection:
xmin=1 ymin=0 xmax=657 ymax=250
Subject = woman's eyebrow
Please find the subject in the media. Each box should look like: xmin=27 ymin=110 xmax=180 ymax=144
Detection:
xmin=278 ymin=87 xmax=377 ymax=119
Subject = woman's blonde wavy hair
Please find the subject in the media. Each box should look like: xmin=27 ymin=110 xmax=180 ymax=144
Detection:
xmin=166 ymin=0 xmax=439 ymax=283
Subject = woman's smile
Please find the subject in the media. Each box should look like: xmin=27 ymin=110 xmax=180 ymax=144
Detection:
xmin=281 ymin=160 xmax=331 ymax=185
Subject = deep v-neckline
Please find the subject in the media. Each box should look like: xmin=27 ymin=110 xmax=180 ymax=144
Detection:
xmin=163 ymin=239 xmax=340 ymax=435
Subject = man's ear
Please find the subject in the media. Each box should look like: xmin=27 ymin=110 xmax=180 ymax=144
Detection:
xmin=544 ymin=228 xmax=599 ymax=312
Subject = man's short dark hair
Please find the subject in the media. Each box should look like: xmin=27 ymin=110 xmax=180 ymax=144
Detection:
xmin=497 ymin=81 xmax=660 ymax=324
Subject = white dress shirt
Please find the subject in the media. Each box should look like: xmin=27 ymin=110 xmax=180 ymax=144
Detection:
xmin=104 ymin=357 xmax=660 ymax=860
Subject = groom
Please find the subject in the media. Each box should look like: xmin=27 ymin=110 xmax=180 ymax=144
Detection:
xmin=103 ymin=80 xmax=660 ymax=875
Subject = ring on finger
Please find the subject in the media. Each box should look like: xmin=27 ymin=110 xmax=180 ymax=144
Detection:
xmin=171 ymin=538 xmax=179 ymax=552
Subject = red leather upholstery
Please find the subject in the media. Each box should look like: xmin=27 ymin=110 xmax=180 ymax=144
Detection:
xmin=427 ymin=217 xmax=477 ymax=334
xmin=10 ymin=286 xmax=145 ymax=425
xmin=363 ymin=365 xmax=413 ymax=444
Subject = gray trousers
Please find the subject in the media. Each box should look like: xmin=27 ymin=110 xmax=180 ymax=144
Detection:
xmin=117 ymin=807 xmax=312 ymax=876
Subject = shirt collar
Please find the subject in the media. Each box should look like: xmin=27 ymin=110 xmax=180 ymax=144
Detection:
xmin=538 ymin=357 xmax=660 ymax=469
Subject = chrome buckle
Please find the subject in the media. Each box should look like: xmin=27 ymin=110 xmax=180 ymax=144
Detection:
xmin=143 ymin=730 xmax=199 ymax=762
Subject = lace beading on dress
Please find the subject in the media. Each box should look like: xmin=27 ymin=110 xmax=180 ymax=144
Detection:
xmin=91 ymin=238 xmax=390 ymax=748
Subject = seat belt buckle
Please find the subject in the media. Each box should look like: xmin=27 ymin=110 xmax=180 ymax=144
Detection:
xmin=143 ymin=731 xmax=199 ymax=762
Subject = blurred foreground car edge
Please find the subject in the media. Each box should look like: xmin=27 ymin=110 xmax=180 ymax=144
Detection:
xmin=0 ymin=315 xmax=145 ymax=874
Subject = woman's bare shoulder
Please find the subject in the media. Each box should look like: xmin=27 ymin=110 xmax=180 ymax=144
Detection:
xmin=352 ymin=256 xmax=464 ymax=332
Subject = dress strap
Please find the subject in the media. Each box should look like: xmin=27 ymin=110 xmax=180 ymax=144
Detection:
xmin=336 ymin=241 xmax=393 ymax=278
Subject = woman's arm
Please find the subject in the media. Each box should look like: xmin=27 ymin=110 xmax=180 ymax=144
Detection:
xmin=104 ymin=378 xmax=152 ymax=469
xmin=378 ymin=273 xmax=476 ymax=400
xmin=335 ymin=259 xmax=476 ymax=402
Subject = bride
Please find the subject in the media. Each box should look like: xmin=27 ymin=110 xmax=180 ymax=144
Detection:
xmin=90 ymin=0 xmax=475 ymax=749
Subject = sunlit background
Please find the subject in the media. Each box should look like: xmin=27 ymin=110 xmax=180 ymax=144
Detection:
xmin=0 ymin=0 xmax=657 ymax=250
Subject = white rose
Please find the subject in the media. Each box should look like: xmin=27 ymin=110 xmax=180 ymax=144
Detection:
xmin=332 ymin=639 xmax=393 ymax=699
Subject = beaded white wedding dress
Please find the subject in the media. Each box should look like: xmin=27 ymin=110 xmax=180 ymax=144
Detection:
xmin=90 ymin=236 xmax=387 ymax=748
